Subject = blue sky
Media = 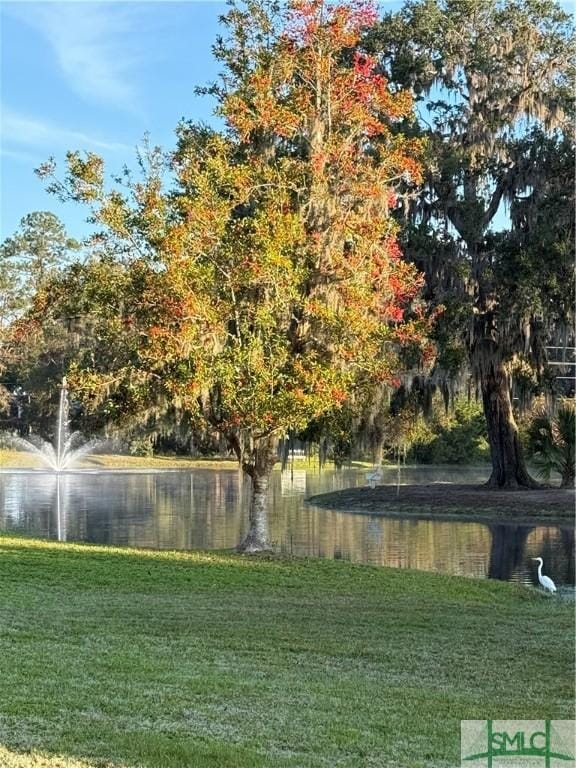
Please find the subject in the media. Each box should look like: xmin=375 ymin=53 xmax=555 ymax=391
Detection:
xmin=0 ymin=1 xmax=571 ymax=243
xmin=0 ymin=0 xmax=404 ymax=241
xmin=1 ymin=1 xmax=234 ymax=240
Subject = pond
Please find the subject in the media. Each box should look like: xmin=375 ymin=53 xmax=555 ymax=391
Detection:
xmin=0 ymin=465 xmax=573 ymax=589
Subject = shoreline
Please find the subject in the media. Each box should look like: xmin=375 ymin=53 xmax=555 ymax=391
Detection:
xmin=308 ymin=483 xmax=575 ymax=525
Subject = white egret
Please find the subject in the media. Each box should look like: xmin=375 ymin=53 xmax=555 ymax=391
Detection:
xmin=532 ymin=557 xmax=556 ymax=593
xmin=366 ymin=467 xmax=383 ymax=489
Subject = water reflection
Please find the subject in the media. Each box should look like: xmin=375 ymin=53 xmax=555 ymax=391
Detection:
xmin=0 ymin=467 xmax=573 ymax=588
xmin=488 ymin=525 xmax=533 ymax=580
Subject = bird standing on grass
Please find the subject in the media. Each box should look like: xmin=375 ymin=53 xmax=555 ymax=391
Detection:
xmin=532 ymin=557 xmax=556 ymax=593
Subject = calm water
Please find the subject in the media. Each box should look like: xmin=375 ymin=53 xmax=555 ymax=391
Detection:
xmin=0 ymin=466 xmax=573 ymax=589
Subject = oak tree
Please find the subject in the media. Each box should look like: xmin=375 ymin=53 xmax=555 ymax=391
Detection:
xmin=367 ymin=0 xmax=574 ymax=487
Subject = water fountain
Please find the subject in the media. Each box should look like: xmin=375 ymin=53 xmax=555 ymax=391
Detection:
xmin=5 ymin=378 xmax=103 ymax=472
xmin=0 ymin=384 xmax=573 ymax=587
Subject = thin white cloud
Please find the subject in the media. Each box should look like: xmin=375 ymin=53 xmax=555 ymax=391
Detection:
xmin=1 ymin=108 xmax=133 ymax=153
xmin=5 ymin=2 xmax=143 ymax=112
xmin=0 ymin=147 xmax=40 ymax=164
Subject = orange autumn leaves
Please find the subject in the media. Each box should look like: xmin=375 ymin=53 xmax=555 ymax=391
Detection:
xmin=144 ymin=0 xmax=429 ymax=434
xmin=223 ymin=1 xmax=420 ymax=161
xmin=51 ymin=0 xmax=433 ymax=438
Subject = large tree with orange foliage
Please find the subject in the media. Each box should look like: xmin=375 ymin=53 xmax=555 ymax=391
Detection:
xmin=39 ymin=0 xmax=428 ymax=551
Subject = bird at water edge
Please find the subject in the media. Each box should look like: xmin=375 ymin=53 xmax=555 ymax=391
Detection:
xmin=532 ymin=557 xmax=556 ymax=593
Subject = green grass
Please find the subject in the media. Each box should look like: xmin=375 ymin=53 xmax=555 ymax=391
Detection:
xmin=0 ymin=535 xmax=573 ymax=768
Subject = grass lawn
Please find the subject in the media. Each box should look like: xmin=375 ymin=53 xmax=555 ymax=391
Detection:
xmin=0 ymin=536 xmax=573 ymax=768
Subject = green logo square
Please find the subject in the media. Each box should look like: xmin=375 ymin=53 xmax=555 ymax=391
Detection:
xmin=461 ymin=720 xmax=575 ymax=767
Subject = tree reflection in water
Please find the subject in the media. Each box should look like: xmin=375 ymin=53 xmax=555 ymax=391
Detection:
xmin=488 ymin=524 xmax=533 ymax=580
xmin=561 ymin=528 xmax=575 ymax=585
xmin=0 ymin=468 xmax=573 ymax=587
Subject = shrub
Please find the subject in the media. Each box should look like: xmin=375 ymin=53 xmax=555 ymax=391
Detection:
xmin=408 ymin=397 xmax=490 ymax=465
xmin=524 ymin=399 xmax=575 ymax=487
xmin=128 ymin=437 xmax=154 ymax=457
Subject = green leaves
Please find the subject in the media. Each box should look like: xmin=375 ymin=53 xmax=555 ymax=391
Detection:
xmin=525 ymin=401 xmax=575 ymax=487
xmin=24 ymin=1 xmax=427 ymax=465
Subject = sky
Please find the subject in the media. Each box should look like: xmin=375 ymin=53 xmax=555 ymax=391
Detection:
xmin=0 ymin=0 xmax=571 ymax=243
xmin=1 ymin=1 xmax=229 ymax=240
xmin=0 ymin=1 xmax=411 ymax=242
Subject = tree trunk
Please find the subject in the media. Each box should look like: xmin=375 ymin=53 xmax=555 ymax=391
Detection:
xmin=373 ymin=435 xmax=384 ymax=468
xmin=487 ymin=524 xmax=533 ymax=580
xmin=238 ymin=470 xmax=273 ymax=552
xmin=561 ymin=528 xmax=574 ymax=584
xmin=560 ymin=465 xmax=575 ymax=489
xmin=237 ymin=437 xmax=277 ymax=553
xmin=481 ymin=362 xmax=540 ymax=489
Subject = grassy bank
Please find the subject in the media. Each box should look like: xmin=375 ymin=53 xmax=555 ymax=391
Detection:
xmin=0 ymin=536 xmax=573 ymax=768
xmin=0 ymin=448 xmax=238 ymax=470
xmin=1 ymin=448 xmax=366 ymax=471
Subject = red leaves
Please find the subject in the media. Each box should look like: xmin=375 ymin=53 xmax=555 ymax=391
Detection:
xmin=388 ymin=274 xmax=404 ymax=295
xmin=386 ymin=305 xmax=404 ymax=323
xmin=351 ymin=0 xmax=379 ymax=28
xmin=352 ymin=51 xmax=373 ymax=78
xmin=330 ymin=386 xmax=348 ymax=404
xmin=287 ymin=0 xmax=379 ymax=48
xmin=352 ymin=51 xmax=388 ymax=107
xmin=384 ymin=237 xmax=402 ymax=261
